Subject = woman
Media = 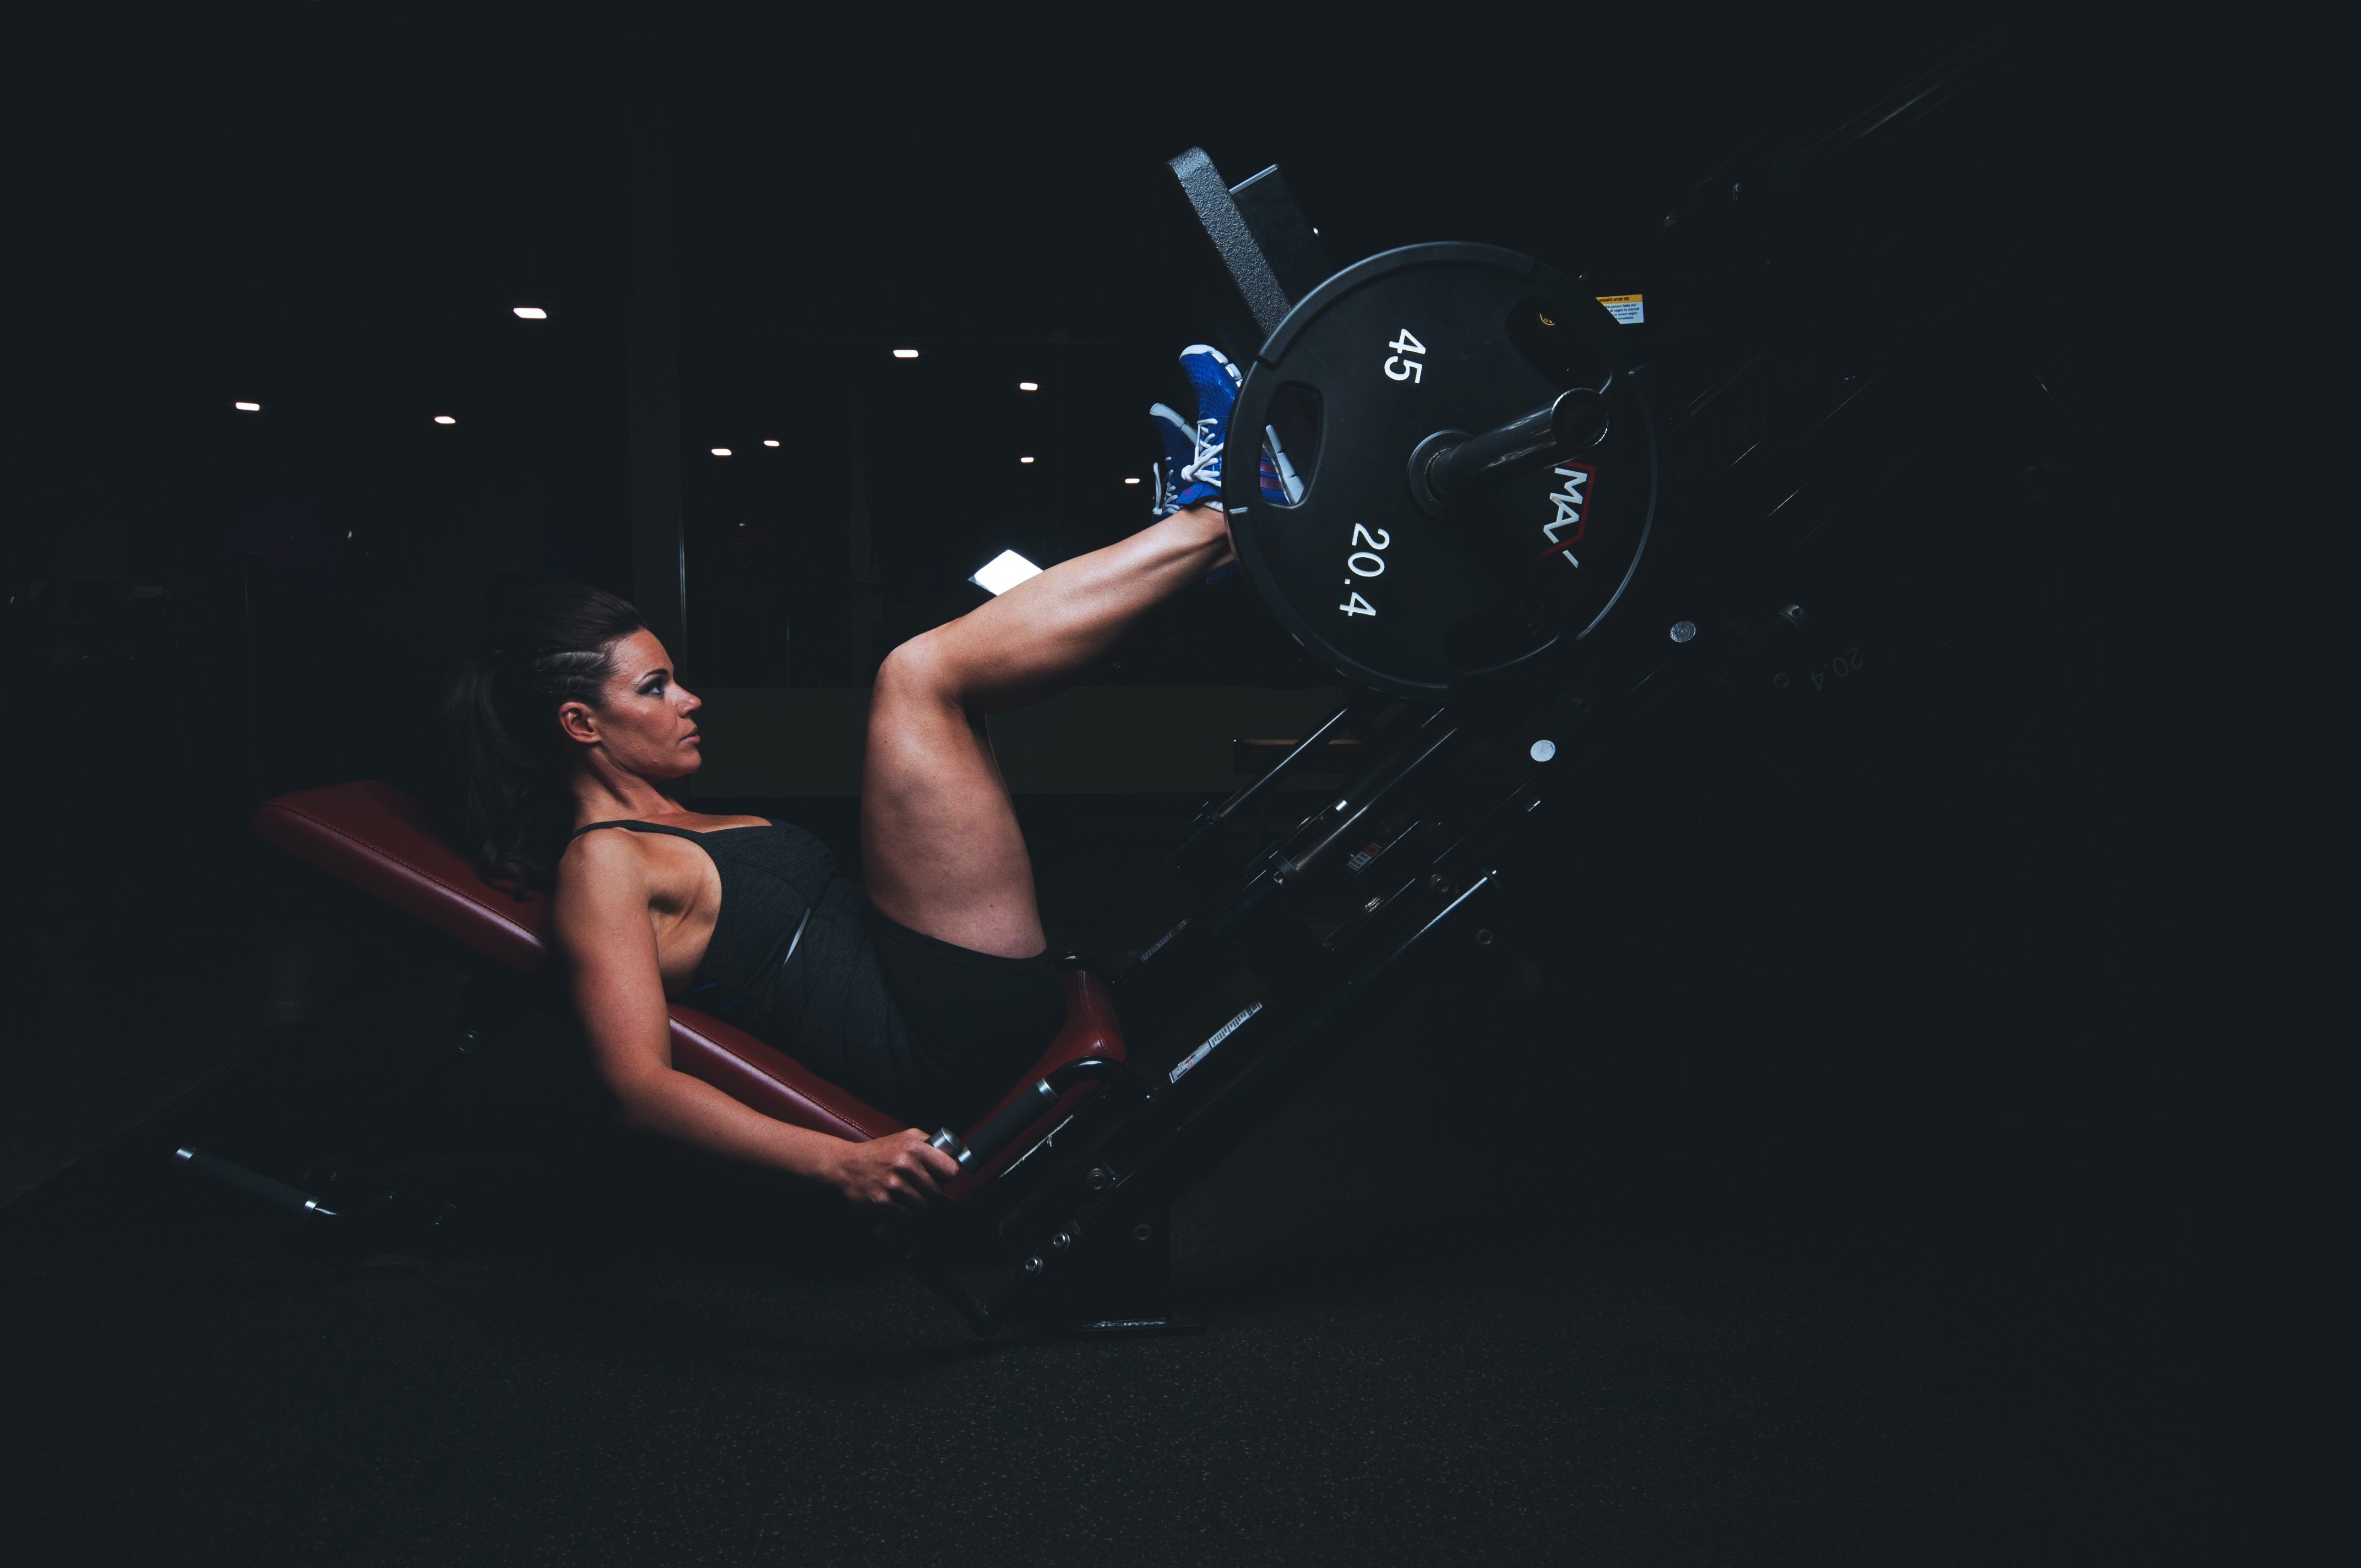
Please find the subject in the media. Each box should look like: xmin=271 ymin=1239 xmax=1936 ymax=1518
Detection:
xmin=447 ymin=349 xmax=1246 ymax=1217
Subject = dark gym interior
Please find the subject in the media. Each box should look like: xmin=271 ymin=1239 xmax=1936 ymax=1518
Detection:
xmin=6 ymin=10 xmax=2241 ymax=1566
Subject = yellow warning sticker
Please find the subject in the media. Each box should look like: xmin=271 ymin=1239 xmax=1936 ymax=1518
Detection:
xmin=1595 ymin=294 xmax=1644 ymax=325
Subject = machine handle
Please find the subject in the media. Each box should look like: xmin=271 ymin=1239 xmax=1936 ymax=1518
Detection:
xmin=929 ymin=1057 xmax=1137 ymax=1173
xmin=173 ymin=1147 xmax=341 ymax=1224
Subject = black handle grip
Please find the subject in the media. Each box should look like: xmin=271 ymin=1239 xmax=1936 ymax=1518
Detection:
xmin=955 ymin=1058 xmax=1137 ymax=1170
xmin=173 ymin=1147 xmax=340 ymax=1224
xmin=959 ymin=1082 xmax=1061 ymax=1169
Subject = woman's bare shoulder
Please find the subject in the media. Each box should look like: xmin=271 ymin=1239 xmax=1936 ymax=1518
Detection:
xmin=556 ymin=827 xmax=658 ymax=900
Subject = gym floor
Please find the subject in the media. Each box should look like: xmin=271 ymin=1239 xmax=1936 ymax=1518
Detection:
xmin=1 ymin=781 xmax=2202 ymax=1567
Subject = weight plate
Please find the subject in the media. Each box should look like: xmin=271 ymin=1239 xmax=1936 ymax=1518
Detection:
xmin=1226 ymin=243 xmax=1657 ymax=699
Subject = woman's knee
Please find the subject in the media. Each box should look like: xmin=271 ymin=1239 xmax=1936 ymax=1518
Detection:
xmin=875 ymin=630 xmax=962 ymax=710
xmin=871 ymin=631 xmax=987 ymax=754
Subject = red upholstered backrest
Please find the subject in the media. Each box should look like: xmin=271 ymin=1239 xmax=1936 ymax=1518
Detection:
xmin=253 ymin=781 xmax=553 ymax=976
xmin=251 ymin=780 xmax=1126 ymax=1161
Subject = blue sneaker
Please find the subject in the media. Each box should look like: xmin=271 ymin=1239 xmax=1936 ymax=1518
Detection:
xmin=1173 ymin=344 xmax=1240 ymax=509
xmin=1148 ymin=402 xmax=1194 ymax=518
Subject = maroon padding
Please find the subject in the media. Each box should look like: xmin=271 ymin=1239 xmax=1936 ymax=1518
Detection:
xmin=253 ymin=780 xmax=553 ymax=978
xmin=251 ymin=781 xmax=1125 ymax=1161
xmin=942 ymin=969 xmax=1126 ymax=1201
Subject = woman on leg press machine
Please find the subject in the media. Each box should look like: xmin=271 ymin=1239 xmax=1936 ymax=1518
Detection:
xmin=446 ymin=348 xmax=1252 ymax=1219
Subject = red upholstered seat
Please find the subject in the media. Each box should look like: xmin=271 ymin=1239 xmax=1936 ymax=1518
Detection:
xmin=252 ymin=781 xmax=1125 ymax=1158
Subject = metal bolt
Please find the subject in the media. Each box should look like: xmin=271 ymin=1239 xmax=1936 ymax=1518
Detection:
xmin=1773 ymin=672 xmax=1790 ymax=689
xmin=1428 ymin=873 xmax=1449 ymax=892
xmin=451 ymin=1030 xmax=480 ymax=1054
xmin=1085 ymin=1166 xmax=1114 ymax=1192
xmin=1670 ymin=620 xmax=1697 ymax=644
xmin=1777 ymin=603 xmax=1808 ymax=629
xmin=1051 ymin=1231 xmax=1071 ymax=1251
xmin=1475 ymin=929 xmax=1494 ymax=946
xmin=1132 ymin=1222 xmax=1154 ymax=1242
xmin=1022 ymin=1256 xmax=1045 ymax=1276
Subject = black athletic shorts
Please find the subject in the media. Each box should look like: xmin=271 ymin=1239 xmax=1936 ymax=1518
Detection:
xmin=863 ymin=911 xmax=1065 ymax=1131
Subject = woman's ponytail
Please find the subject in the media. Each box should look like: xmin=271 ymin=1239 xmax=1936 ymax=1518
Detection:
xmin=444 ymin=584 xmax=646 ymax=891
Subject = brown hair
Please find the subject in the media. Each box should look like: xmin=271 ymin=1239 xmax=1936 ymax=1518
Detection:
xmin=444 ymin=583 xmax=646 ymax=890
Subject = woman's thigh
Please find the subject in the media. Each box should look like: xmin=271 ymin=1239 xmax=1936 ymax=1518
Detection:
xmin=858 ymin=634 xmax=1045 ymax=959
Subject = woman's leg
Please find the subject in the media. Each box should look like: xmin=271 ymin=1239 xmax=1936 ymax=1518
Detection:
xmin=861 ymin=505 xmax=1233 ymax=957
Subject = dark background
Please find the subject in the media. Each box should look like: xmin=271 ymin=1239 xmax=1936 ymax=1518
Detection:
xmin=3 ymin=7 xmax=2251 ymax=1564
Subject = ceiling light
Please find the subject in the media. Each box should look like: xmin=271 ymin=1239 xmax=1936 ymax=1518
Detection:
xmin=513 ymin=307 xmax=548 ymax=320
xmin=970 ymin=549 xmax=1043 ymax=597
xmin=711 ymin=447 xmax=732 ymax=457
xmin=892 ymin=348 xmax=919 ymax=359
xmin=1019 ymin=456 xmax=1035 ymax=464
xmin=233 ymin=401 xmax=261 ymax=412
xmin=434 ymin=415 xmax=456 ymax=425
xmin=1019 ymin=382 xmax=1039 ymax=391
xmin=1123 ymin=476 xmax=1141 ymax=485
xmin=763 ymin=439 xmax=780 ymax=448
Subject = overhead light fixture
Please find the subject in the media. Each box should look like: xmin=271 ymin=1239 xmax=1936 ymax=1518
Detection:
xmin=1019 ymin=382 xmax=1039 ymax=391
xmin=1019 ymin=455 xmax=1035 ymax=464
xmin=233 ymin=401 xmax=261 ymax=412
xmin=762 ymin=439 xmax=780 ymax=448
xmin=513 ymin=307 xmax=548 ymax=320
xmin=711 ymin=447 xmax=732 ymax=456
xmin=892 ymin=348 xmax=919 ymax=359
xmin=433 ymin=415 xmax=456 ymax=424
xmin=970 ymin=549 xmax=1043 ymax=597
xmin=1123 ymin=476 xmax=1141 ymax=485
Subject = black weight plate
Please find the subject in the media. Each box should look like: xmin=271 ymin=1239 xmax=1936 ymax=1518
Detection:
xmin=1226 ymin=243 xmax=1657 ymax=699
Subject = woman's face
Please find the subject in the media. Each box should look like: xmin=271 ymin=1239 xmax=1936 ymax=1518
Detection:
xmin=558 ymin=629 xmax=703 ymax=780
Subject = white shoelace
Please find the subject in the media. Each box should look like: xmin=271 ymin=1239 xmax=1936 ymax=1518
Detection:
xmin=1182 ymin=417 xmax=1225 ymax=483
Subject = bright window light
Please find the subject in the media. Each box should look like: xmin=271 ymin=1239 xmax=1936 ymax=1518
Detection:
xmin=970 ymin=549 xmax=1043 ymax=597
xmin=233 ymin=401 xmax=261 ymax=412
xmin=762 ymin=439 xmax=780 ymax=448
xmin=711 ymin=447 xmax=732 ymax=456
xmin=433 ymin=415 xmax=456 ymax=425
xmin=892 ymin=348 xmax=919 ymax=359
xmin=1019 ymin=381 xmax=1039 ymax=391
xmin=513 ymin=307 xmax=548 ymax=320
xmin=1123 ymin=476 xmax=1141 ymax=485
xmin=1019 ymin=455 xmax=1035 ymax=464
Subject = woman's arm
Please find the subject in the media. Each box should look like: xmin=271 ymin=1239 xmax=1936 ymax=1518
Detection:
xmin=552 ymin=832 xmax=959 ymax=1213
